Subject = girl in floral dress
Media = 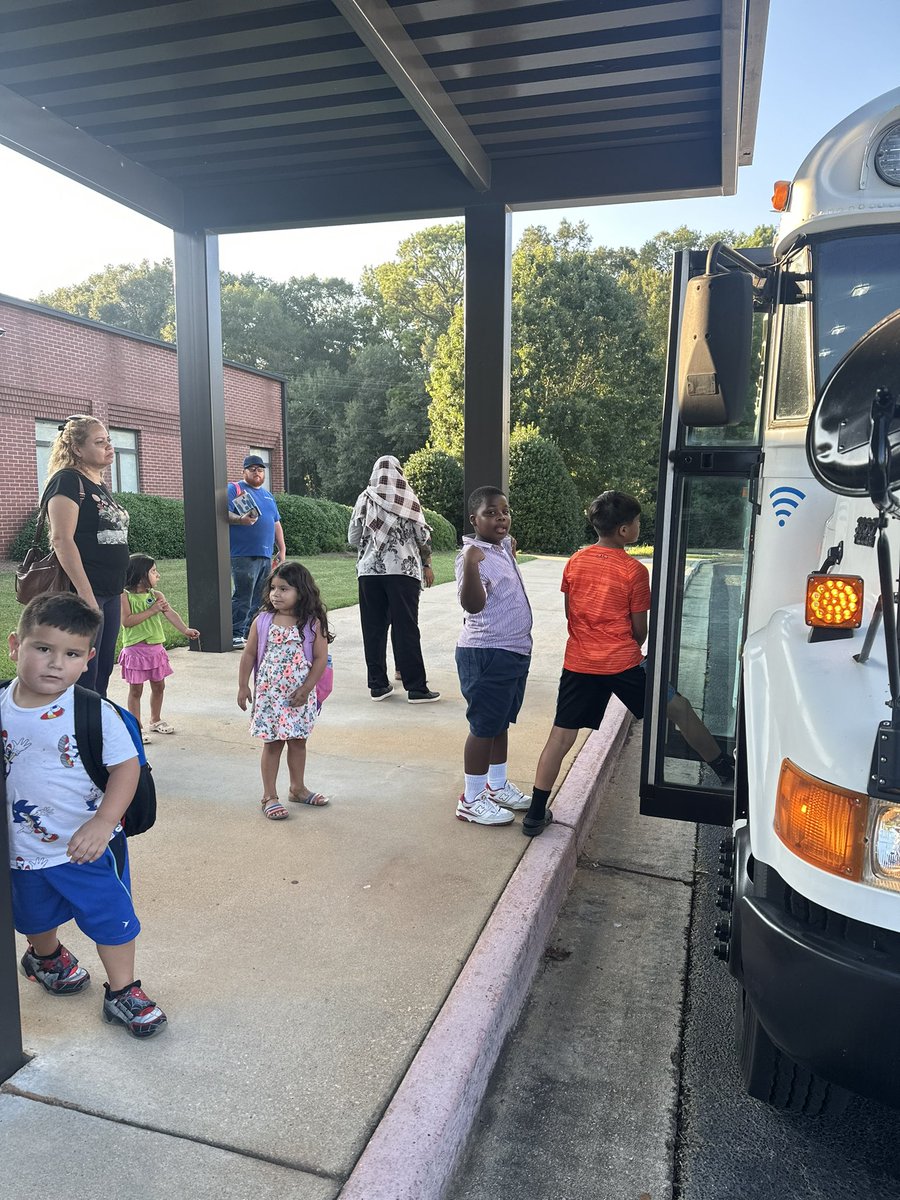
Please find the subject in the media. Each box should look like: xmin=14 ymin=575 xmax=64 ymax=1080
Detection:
xmin=237 ymin=562 xmax=333 ymax=820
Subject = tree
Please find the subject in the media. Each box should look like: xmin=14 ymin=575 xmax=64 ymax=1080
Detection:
xmin=37 ymin=260 xmax=175 ymax=339
xmin=510 ymin=221 xmax=663 ymax=515
xmin=362 ymin=223 xmax=464 ymax=364
xmin=426 ymin=305 xmax=464 ymax=458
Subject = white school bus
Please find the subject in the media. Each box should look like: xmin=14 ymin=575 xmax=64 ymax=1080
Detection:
xmin=640 ymin=88 xmax=900 ymax=1113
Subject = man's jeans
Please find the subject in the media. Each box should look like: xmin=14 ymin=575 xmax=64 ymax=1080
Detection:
xmin=232 ymin=556 xmax=271 ymax=639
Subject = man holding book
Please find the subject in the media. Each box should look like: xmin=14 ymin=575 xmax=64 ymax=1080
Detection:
xmin=227 ymin=454 xmax=286 ymax=649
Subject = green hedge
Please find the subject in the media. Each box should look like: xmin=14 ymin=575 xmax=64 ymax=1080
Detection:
xmin=8 ymin=492 xmax=185 ymax=561
xmin=508 ymin=427 xmax=583 ymax=555
xmin=10 ymin=491 xmax=457 ymax=561
xmin=422 ymin=508 xmax=456 ymax=552
xmin=403 ymin=448 xmax=464 ymax=540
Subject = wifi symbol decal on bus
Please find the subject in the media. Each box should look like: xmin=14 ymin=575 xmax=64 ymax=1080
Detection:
xmin=769 ymin=486 xmax=806 ymax=527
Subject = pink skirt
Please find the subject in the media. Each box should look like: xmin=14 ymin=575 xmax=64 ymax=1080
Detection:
xmin=119 ymin=642 xmax=173 ymax=684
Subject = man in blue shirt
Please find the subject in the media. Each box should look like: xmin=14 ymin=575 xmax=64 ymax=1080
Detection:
xmin=227 ymin=455 xmax=286 ymax=648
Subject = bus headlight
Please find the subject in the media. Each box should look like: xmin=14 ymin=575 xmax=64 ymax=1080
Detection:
xmin=871 ymin=804 xmax=900 ymax=884
xmin=874 ymin=122 xmax=900 ymax=186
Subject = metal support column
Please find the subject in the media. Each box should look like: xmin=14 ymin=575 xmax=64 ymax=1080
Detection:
xmin=173 ymin=231 xmax=232 ymax=652
xmin=463 ymin=204 xmax=512 ymax=514
xmin=0 ymin=766 xmax=25 ymax=1083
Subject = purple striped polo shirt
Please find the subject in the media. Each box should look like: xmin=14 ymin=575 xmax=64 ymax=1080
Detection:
xmin=455 ymin=535 xmax=533 ymax=655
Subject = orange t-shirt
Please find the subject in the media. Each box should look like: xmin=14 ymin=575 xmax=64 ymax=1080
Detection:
xmin=561 ymin=545 xmax=651 ymax=674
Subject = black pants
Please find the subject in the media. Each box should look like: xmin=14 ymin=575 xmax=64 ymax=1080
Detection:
xmin=358 ymin=574 xmax=428 ymax=694
xmin=79 ymin=593 xmax=122 ymax=698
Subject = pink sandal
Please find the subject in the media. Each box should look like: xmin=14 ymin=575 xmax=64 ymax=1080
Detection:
xmin=261 ymin=796 xmax=289 ymax=820
xmin=288 ymin=789 xmax=329 ymax=807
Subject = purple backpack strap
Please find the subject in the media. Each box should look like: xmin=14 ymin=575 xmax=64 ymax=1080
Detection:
xmin=302 ymin=619 xmax=316 ymax=662
xmin=254 ymin=611 xmax=273 ymax=675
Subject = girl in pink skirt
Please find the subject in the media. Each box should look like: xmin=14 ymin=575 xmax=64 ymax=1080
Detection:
xmin=119 ymin=554 xmax=199 ymax=743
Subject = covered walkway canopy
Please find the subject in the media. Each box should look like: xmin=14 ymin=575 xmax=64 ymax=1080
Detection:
xmin=0 ymin=2 xmax=769 ymax=638
xmin=0 ymin=0 xmax=769 ymax=1087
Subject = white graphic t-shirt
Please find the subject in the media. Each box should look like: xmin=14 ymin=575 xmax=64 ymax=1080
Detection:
xmin=2 ymin=684 xmax=136 ymax=870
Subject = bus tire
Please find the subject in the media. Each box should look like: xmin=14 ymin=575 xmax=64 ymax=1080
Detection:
xmin=737 ymin=987 xmax=849 ymax=1116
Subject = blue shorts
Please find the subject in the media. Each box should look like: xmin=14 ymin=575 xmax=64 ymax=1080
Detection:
xmin=11 ymin=837 xmax=141 ymax=946
xmin=456 ymin=646 xmax=531 ymax=739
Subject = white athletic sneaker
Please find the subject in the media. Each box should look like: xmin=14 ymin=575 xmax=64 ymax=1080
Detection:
xmin=455 ymin=791 xmax=515 ymax=826
xmin=487 ymin=781 xmax=530 ymax=811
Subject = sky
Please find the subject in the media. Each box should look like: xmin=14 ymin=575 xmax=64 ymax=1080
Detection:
xmin=0 ymin=0 xmax=895 ymax=300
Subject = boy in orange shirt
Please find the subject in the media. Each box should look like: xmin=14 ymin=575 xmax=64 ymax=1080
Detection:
xmin=523 ymin=491 xmax=650 ymax=836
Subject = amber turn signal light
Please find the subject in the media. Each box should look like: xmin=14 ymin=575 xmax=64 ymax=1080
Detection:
xmin=805 ymin=574 xmax=863 ymax=628
xmin=771 ymin=180 xmax=791 ymax=211
xmin=775 ymin=760 xmax=867 ymax=879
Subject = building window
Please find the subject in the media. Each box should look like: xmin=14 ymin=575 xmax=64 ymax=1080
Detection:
xmin=35 ymin=421 xmax=140 ymax=493
xmin=35 ymin=420 xmax=60 ymax=486
xmin=249 ymin=446 xmax=272 ymax=486
xmin=110 ymin=428 xmax=139 ymax=493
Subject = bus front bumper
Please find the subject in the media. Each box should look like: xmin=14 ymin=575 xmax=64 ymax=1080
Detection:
xmin=739 ymin=894 xmax=900 ymax=1106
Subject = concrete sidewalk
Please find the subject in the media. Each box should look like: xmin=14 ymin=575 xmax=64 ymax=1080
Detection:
xmin=0 ymin=558 xmax=610 ymax=1199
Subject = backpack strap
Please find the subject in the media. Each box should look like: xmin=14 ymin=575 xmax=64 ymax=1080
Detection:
xmin=303 ymin=619 xmax=316 ymax=664
xmin=73 ymin=685 xmax=108 ymax=794
xmin=254 ymin=611 xmax=273 ymax=676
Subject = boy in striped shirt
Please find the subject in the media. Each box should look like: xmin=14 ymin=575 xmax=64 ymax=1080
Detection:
xmin=455 ymin=487 xmax=533 ymax=827
xmin=523 ymin=491 xmax=649 ymax=836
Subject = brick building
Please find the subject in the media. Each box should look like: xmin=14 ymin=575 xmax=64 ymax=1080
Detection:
xmin=0 ymin=294 xmax=286 ymax=555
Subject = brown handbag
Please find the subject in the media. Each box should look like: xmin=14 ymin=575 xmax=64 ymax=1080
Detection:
xmin=15 ymin=474 xmax=84 ymax=604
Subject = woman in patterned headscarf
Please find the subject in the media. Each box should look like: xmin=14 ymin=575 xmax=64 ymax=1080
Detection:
xmin=348 ymin=456 xmax=440 ymax=703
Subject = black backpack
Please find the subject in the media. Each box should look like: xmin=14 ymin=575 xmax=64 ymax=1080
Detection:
xmin=1 ymin=681 xmax=156 ymax=838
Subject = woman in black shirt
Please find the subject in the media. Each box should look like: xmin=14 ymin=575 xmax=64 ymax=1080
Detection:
xmin=44 ymin=415 xmax=130 ymax=696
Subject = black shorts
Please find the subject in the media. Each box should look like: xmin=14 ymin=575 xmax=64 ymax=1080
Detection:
xmin=553 ymin=665 xmax=646 ymax=731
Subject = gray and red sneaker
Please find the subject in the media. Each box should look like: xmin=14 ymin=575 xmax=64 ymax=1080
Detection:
xmin=21 ymin=943 xmax=90 ymax=995
xmin=102 ymin=981 xmax=167 ymax=1038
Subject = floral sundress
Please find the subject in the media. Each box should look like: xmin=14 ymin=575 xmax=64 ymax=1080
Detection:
xmin=250 ymin=623 xmax=318 ymax=742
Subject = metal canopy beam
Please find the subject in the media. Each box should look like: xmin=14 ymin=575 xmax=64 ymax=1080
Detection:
xmin=0 ymin=770 xmax=25 ymax=1085
xmin=173 ymin=231 xmax=232 ymax=654
xmin=331 ymin=0 xmax=491 ymax=192
xmin=184 ymin=135 xmax=720 ymax=232
xmin=0 ymin=83 xmax=183 ymax=229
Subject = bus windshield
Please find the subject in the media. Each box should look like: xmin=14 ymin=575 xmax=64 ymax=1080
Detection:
xmin=814 ymin=233 xmax=900 ymax=394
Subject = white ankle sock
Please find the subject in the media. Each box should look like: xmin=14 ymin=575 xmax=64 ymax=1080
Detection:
xmin=487 ymin=762 xmax=508 ymax=789
xmin=464 ymin=773 xmax=488 ymax=803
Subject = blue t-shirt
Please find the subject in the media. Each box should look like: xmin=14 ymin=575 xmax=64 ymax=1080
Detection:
xmin=228 ymin=483 xmax=281 ymax=558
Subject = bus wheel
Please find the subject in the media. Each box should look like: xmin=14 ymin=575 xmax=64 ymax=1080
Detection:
xmin=737 ymin=987 xmax=849 ymax=1116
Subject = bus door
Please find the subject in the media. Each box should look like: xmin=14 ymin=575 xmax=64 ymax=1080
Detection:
xmin=640 ymin=249 xmax=768 ymax=825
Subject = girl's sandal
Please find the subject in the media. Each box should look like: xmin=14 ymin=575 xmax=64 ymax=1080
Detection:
xmin=148 ymin=721 xmax=176 ymax=734
xmin=288 ymin=789 xmax=329 ymax=807
xmin=140 ymin=731 xmax=153 ymax=745
xmin=261 ymin=796 xmax=289 ymax=820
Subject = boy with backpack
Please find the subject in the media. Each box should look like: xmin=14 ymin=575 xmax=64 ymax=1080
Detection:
xmin=2 ymin=593 xmax=166 ymax=1037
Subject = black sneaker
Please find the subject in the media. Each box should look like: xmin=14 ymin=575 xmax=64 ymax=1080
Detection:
xmin=708 ymin=753 xmax=735 ymax=786
xmin=103 ymin=981 xmax=167 ymax=1038
xmin=370 ymin=685 xmax=394 ymax=701
xmin=21 ymin=943 xmax=90 ymax=995
xmin=408 ymin=689 xmax=441 ymax=704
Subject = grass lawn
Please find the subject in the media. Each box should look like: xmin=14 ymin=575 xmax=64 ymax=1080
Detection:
xmin=0 ymin=551 xmax=482 ymax=680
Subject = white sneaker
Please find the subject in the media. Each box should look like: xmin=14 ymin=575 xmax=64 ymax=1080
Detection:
xmin=487 ymin=781 xmax=530 ymax=811
xmin=455 ymin=791 xmax=515 ymax=826
xmin=232 ymin=636 xmax=246 ymax=649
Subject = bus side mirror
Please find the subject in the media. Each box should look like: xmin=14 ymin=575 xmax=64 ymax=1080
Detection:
xmin=678 ymin=272 xmax=752 ymax=426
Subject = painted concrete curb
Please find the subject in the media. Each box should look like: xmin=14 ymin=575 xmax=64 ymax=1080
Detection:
xmin=340 ymin=699 xmax=634 ymax=1200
